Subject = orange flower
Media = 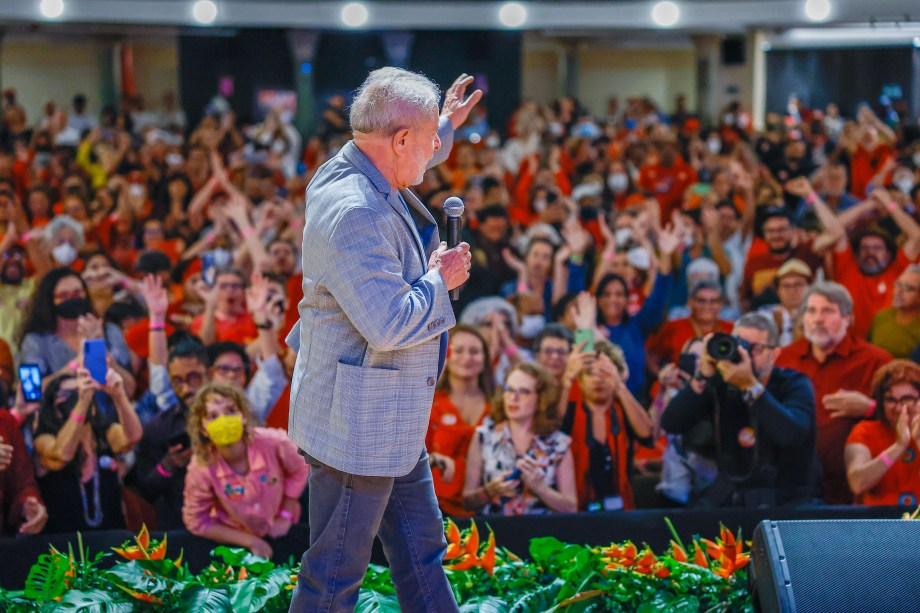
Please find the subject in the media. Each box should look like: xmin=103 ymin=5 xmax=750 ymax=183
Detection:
xmin=692 ymin=542 xmax=708 ymax=568
xmin=445 ymin=519 xmax=461 ymax=548
xmin=700 ymin=538 xmax=722 ymax=561
xmin=112 ymin=525 xmax=167 ymax=561
xmin=238 ymin=566 xmax=248 ymax=581
xmin=464 ymin=521 xmax=480 ymax=557
xmin=444 ymin=542 xmax=464 ymax=561
xmin=670 ymin=541 xmax=688 ymax=563
xmin=481 ymin=532 xmax=497 ymax=576
xmin=636 ymin=549 xmax=657 ymax=566
xmin=654 ymin=566 xmax=671 ymax=578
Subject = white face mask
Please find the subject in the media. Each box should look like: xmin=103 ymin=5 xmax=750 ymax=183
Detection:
xmin=896 ymin=178 xmax=915 ymax=196
xmin=52 ymin=243 xmax=78 ymax=266
xmin=707 ymin=138 xmax=722 ymax=154
xmin=486 ymin=134 xmax=501 ymax=148
xmin=607 ymin=172 xmax=629 ymax=193
xmin=518 ymin=314 xmax=546 ymax=339
xmin=615 ymin=227 xmax=633 ymax=247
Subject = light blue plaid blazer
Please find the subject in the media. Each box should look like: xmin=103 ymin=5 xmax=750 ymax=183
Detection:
xmin=286 ymin=118 xmax=456 ymax=477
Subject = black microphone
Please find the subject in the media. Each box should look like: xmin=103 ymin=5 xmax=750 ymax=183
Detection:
xmin=444 ymin=196 xmax=465 ymax=301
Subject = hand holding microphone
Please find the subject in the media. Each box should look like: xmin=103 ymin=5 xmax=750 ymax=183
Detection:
xmin=437 ymin=196 xmax=470 ymax=300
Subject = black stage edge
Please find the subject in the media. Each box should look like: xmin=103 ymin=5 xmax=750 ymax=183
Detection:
xmin=0 ymin=505 xmax=904 ymax=590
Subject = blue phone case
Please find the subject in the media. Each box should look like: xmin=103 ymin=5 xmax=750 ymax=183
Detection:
xmin=83 ymin=339 xmax=108 ymax=385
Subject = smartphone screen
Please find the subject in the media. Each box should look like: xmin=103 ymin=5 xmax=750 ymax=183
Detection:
xmin=83 ymin=339 xmax=108 ymax=386
xmin=18 ymin=364 xmax=42 ymax=402
xmin=574 ymin=328 xmax=595 ymax=353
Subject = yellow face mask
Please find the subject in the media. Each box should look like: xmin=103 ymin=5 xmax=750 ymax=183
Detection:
xmin=205 ymin=414 xmax=244 ymax=447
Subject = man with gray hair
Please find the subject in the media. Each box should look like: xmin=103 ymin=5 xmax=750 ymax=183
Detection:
xmin=776 ymin=282 xmax=892 ymax=504
xmin=661 ymin=312 xmax=818 ymax=507
xmin=287 ymin=69 xmax=481 ymax=612
xmin=869 ymin=264 xmax=920 ymax=358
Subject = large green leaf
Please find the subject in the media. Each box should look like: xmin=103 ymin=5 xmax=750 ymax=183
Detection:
xmin=177 ymin=586 xmax=233 ymax=612
xmin=509 ymin=580 xmax=564 ymax=613
xmin=104 ymin=561 xmax=170 ymax=596
xmin=55 ymin=589 xmax=134 ymax=612
xmin=210 ymin=547 xmax=275 ymax=575
xmin=459 ymin=595 xmax=509 ymax=613
xmin=23 ymin=552 xmax=71 ymax=601
xmin=355 ymin=589 xmax=401 ymax=613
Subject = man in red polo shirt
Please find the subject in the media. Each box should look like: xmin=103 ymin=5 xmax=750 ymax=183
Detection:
xmin=776 ymin=282 xmax=892 ymax=504
xmin=817 ymin=188 xmax=920 ymax=339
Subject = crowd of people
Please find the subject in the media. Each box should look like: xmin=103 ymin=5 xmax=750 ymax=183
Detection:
xmin=1 ymin=79 xmax=920 ymax=552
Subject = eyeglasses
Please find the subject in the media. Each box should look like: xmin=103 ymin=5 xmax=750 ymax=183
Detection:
xmin=748 ymin=342 xmax=777 ymax=357
xmin=216 ymin=282 xmax=245 ymax=291
xmin=883 ymin=396 xmax=920 ymax=410
xmin=895 ymin=281 xmax=920 ymax=293
xmin=213 ymin=363 xmax=246 ymax=377
xmin=503 ymin=385 xmax=536 ymax=398
xmin=691 ymin=297 xmax=721 ymax=305
xmin=539 ymin=348 xmax=570 ymax=358
xmin=170 ymin=372 xmax=205 ymax=390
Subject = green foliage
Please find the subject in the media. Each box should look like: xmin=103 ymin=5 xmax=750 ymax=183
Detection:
xmin=0 ymin=522 xmax=753 ymax=612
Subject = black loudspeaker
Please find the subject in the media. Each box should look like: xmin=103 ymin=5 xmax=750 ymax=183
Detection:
xmin=751 ymin=519 xmax=920 ymax=613
xmin=721 ymin=36 xmax=746 ymax=66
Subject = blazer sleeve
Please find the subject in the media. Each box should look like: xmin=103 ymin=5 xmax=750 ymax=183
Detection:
xmin=324 ymin=204 xmax=455 ymax=352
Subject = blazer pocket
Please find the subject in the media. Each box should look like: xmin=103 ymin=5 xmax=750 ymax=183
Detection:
xmin=331 ymin=361 xmax=401 ymax=450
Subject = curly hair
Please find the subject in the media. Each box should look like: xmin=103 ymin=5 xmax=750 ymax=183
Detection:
xmin=870 ymin=360 xmax=920 ymax=428
xmin=490 ymin=362 xmax=560 ymax=437
xmin=186 ymin=382 xmax=256 ymax=462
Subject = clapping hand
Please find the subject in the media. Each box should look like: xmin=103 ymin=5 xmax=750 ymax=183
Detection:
xmin=140 ymin=275 xmax=169 ymax=322
xmin=19 ymin=496 xmax=48 ymax=535
xmin=561 ymin=217 xmax=592 ymax=256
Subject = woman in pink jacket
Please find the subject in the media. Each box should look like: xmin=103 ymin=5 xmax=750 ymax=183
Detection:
xmin=182 ymin=383 xmax=309 ymax=559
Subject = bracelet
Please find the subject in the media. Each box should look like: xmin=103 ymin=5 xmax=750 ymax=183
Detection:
xmin=503 ymin=344 xmax=520 ymax=358
xmin=68 ymin=359 xmax=79 ymax=373
xmin=242 ymin=227 xmax=256 ymax=239
xmin=289 ymin=218 xmax=303 ymax=229
xmin=278 ymin=509 xmax=294 ymax=522
xmin=10 ymin=408 xmax=24 ymax=425
xmin=156 ymin=463 xmax=173 ymax=478
xmin=569 ymin=253 xmax=585 ymax=265
xmin=866 ymin=400 xmax=877 ymax=416
xmin=804 ymin=192 xmax=817 ymax=206
xmin=885 ymin=200 xmax=898 ymax=213
xmin=205 ymin=232 xmax=217 ymax=244
xmin=254 ymin=320 xmax=274 ymax=330
xmin=516 ymin=281 xmax=529 ymax=294
xmin=149 ymin=322 xmax=165 ymax=331
xmin=21 ymin=230 xmax=33 ymax=242
xmin=879 ymin=452 xmax=896 ymax=469
xmin=602 ymin=250 xmax=615 ymax=262
xmin=70 ymin=411 xmax=86 ymax=424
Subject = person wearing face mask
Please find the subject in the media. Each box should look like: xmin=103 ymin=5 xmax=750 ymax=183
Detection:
xmin=182 ymin=383 xmax=309 ymax=560
xmin=661 ymin=313 xmax=818 ymax=508
xmin=776 ymin=283 xmax=893 ymax=504
xmin=20 ymin=269 xmax=134 ymax=392
xmin=44 ymin=215 xmax=85 ymax=268
xmin=33 ymin=367 xmax=142 ymax=532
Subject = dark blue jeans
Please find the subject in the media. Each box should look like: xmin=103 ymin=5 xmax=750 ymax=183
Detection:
xmin=288 ymin=451 xmax=459 ymax=613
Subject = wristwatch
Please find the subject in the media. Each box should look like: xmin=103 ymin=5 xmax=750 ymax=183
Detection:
xmin=743 ymin=382 xmax=766 ymax=404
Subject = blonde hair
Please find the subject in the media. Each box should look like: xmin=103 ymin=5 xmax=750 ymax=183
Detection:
xmin=491 ymin=362 xmax=560 ymax=436
xmin=186 ymin=382 xmax=256 ymax=462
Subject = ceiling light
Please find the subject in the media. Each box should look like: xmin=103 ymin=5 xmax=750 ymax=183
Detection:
xmin=651 ymin=1 xmax=680 ymax=28
xmin=39 ymin=0 xmax=64 ymax=19
xmin=804 ymin=0 xmax=832 ymax=22
xmin=192 ymin=0 xmax=218 ymax=25
xmin=341 ymin=2 xmax=369 ymax=28
xmin=499 ymin=3 xmax=527 ymax=28
xmin=913 ymin=36 xmax=920 ymax=48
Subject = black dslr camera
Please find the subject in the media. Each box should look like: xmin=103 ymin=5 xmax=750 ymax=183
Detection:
xmin=706 ymin=333 xmax=751 ymax=364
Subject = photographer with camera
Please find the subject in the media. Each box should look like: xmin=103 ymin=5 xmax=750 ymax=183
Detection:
xmin=660 ymin=313 xmax=818 ymax=507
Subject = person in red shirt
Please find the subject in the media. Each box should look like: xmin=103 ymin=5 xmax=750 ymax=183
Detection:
xmin=0 ymin=409 xmax=48 ymax=536
xmin=191 ymin=268 xmax=257 ymax=346
xmin=637 ymin=141 xmax=697 ymax=221
xmin=819 ymin=188 xmax=920 ymax=339
xmin=845 ymin=360 xmax=920 ymax=507
xmin=848 ymin=114 xmax=896 ymax=199
xmin=775 ymin=282 xmax=893 ymax=504
xmin=739 ymin=206 xmax=824 ymax=312
xmin=646 ymin=279 xmax=732 ymax=373
xmin=426 ymin=325 xmax=494 ymax=518
xmin=561 ymin=339 xmax=653 ymax=511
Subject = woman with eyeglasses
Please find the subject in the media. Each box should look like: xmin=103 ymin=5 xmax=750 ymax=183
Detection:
xmin=426 ymin=325 xmax=494 ymax=518
xmin=462 ymin=363 xmax=577 ymax=515
xmin=846 ymin=360 xmax=920 ymax=507
xmin=32 ymin=368 xmax=141 ymax=532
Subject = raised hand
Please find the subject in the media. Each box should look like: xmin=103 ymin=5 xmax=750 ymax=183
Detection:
xmin=657 ymin=222 xmax=681 ymax=256
xmin=140 ymin=275 xmax=169 ymax=322
xmin=572 ymin=291 xmax=597 ymax=330
xmin=561 ymin=217 xmax=591 ymax=255
xmin=441 ymin=73 xmax=484 ymax=129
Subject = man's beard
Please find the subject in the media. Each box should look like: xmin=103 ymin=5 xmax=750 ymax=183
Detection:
xmin=858 ymin=256 xmax=888 ymax=276
xmin=804 ymin=325 xmax=846 ymax=350
xmin=768 ymin=242 xmax=792 ymax=255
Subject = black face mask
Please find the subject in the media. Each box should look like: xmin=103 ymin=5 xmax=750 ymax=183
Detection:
xmin=55 ymin=297 xmax=92 ymax=320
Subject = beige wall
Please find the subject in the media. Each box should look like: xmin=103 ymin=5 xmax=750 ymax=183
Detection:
xmin=0 ymin=32 xmax=179 ymax=123
xmin=578 ymin=46 xmax=696 ymax=117
xmin=522 ymin=37 xmax=697 ymax=117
